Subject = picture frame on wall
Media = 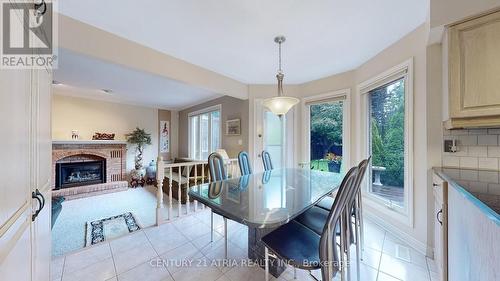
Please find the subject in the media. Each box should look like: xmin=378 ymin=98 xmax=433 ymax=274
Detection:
xmin=225 ymin=118 xmax=241 ymax=136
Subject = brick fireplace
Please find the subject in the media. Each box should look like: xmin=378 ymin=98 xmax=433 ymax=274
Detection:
xmin=52 ymin=141 xmax=128 ymax=199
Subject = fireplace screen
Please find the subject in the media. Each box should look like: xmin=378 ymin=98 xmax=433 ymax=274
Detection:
xmin=56 ymin=160 xmax=106 ymax=189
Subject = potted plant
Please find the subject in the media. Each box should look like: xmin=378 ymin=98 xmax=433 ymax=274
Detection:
xmin=325 ymin=152 xmax=342 ymax=173
xmin=126 ymin=127 xmax=152 ymax=180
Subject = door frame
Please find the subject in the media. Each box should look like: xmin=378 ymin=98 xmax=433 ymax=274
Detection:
xmin=301 ymin=89 xmax=351 ymax=172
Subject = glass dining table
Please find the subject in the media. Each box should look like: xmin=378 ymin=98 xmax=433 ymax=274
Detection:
xmin=188 ymin=168 xmax=344 ymax=277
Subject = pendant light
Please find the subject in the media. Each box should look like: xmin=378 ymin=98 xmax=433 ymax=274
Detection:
xmin=262 ymin=36 xmax=299 ymax=116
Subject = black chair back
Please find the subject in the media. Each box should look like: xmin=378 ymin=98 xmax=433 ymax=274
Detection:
xmin=319 ymin=166 xmax=359 ymax=281
xmin=208 ymin=152 xmax=227 ymax=181
xmin=262 ymin=150 xmax=273 ymax=171
xmin=238 ymin=151 xmax=252 ymax=175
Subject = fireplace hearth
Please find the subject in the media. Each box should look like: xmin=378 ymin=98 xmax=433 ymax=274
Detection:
xmin=55 ymin=160 xmax=106 ymax=189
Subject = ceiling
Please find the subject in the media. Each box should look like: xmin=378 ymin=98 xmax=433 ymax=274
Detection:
xmin=54 ymin=49 xmax=220 ymax=110
xmin=59 ymin=0 xmax=428 ymax=84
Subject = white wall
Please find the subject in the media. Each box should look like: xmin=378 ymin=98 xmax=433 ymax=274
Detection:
xmin=170 ymin=110 xmax=179 ymax=159
xmin=52 ymin=94 xmax=159 ymax=173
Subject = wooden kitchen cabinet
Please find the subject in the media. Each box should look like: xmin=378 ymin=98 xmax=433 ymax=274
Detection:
xmin=444 ymin=9 xmax=500 ymax=129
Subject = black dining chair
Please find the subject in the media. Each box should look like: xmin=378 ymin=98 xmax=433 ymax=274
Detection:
xmin=262 ymin=166 xmax=359 ymax=281
xmin=295 ymin=158 xmax=370 ymax=264
xmin=262 ymin=150 xmax=273 ymax=171
xmin=238 ymin=151 xmax=252 ymax=175
xmin=207 ymin=152 xmax=230 ymax=259
xmin=315 ymin=157 xmax=371 ymax=260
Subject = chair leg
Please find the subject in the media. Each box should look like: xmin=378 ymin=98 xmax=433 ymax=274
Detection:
xmin=326 ymin=224 xmax=333 ymax=281
xmin=265 ymin=247 xmax=270 ymax=281
xmin=355 ymin=197 xmax=363 ymax=261
xmin=344 ymin=212 xmax=351 ymax=281
xmin=224 ymin=217 xmax=228 ymax=259
xmin=293 ymin=267 xmax=297 ymax=279
xmin=358 ymin=192 xmax=365 ymax=257
xmin=354 ymin=209 xmax=361 ymax=264
xmin=340 ymin=215 xmax=346 ymax=281
xmin=210 ymin=210 xmax=214 ymax=242
xmin=354 ymin=210 xmax=361 ymax=281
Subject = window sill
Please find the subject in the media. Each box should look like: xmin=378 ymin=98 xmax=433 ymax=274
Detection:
xmin=362 ymin=193 xmax=413 ymax=228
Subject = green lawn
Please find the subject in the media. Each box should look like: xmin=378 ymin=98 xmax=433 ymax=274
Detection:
xmin=310 ymin=159 xmax=330 ymax=172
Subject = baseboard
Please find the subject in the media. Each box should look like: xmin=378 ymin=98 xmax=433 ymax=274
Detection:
xmin=365 ymin=212 xmax=432 ymax=257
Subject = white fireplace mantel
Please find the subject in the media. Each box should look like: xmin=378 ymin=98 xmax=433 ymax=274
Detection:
xmin=52 ymin=140 xmax=128 ymax=145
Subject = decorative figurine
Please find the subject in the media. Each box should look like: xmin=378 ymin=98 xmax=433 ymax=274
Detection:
xmin=145 ymin=160 xmax=157 ymax=186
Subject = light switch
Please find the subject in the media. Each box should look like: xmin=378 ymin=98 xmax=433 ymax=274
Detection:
xmin=238 ymin=139 xmax=243 ymax=145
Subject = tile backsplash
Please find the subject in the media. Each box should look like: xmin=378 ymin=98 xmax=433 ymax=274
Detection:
xmin=443 ymin=128 xmax=500 ymax=171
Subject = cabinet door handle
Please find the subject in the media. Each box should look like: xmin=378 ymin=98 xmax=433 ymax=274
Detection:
xmin=32 ymin=191 xmax=43 ymax=221
xmin=36 ymin=189 xmax=45 ymax=210
xmin=433 ymin=183 xmax=439 ymax=187
xmin=436 ymin=209 xmax=443 ymax=225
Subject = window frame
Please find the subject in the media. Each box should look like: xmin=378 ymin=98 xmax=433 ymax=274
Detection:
xmin=188 ymin=104 xmax=222 ymax=160
xmin=357 ymin=58 xmax=414 ymax=227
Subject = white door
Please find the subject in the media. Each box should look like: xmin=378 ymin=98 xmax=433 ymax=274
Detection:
xmin=31 ymin=68 xmax=52 ymax=281
xmin=254 ymin=99 xmax=295 ymax=172
xmin=0 ymin=38 xmax=52 ymax=281
xmin=0 ymin=68 xmax=33 ymax=281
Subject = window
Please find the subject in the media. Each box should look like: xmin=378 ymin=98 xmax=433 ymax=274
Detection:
xmin=302 ymin=90 xmax=350 ymax=175
xmin=368 ymin=78 xmax=405 ymax=208
xmin=305 ymin=94 xmax=348 ymax=174
xmin=188 ymin=105 xmax=221 ymax=160
xmin=359 ymin=58 xmax=413 ymax=222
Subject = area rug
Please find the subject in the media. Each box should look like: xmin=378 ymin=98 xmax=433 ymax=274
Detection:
xmin=85 ymin=212 xmax=141 ymax=246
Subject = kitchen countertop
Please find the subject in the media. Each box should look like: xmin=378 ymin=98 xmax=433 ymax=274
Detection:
xmin=434 ymin=167 xmax=500 ymax=224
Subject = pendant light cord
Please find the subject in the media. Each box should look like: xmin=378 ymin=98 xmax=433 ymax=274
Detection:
xmin=278 ymin=41 xmax=282 ymax=73
xmin=276 ymin=40 xmax=284 ymax=97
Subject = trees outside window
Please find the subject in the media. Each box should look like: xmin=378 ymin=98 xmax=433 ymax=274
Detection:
xmin=309 ymin=101 xmax=344 ymax=173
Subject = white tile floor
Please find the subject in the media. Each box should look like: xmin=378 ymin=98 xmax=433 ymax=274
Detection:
xmin=52 ymin=208 xmax=439 ymax=281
